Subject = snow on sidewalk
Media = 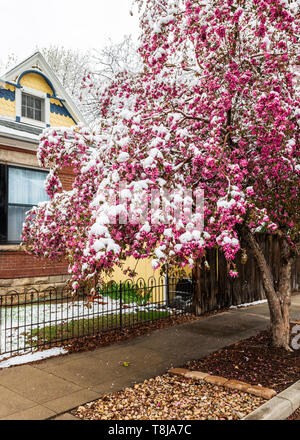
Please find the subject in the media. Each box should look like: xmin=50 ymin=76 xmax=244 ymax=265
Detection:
xmin=0 ymin=347 xmax=68 ymax=368
xmin=230 ymin=299 xmax=267 ymax=309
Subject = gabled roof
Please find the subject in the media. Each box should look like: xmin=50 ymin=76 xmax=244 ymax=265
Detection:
xmin=1 ymin=51 xmax=88 ymax=126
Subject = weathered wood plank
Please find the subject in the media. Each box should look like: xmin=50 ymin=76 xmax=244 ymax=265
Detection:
xmin=195 ymin=234 xmax=300 ymax=313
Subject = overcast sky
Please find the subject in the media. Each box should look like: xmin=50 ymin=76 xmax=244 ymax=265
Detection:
xmin=0 ymin=0 xmax=140 ymax=63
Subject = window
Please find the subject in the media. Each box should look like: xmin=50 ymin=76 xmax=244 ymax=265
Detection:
xmin=15 ymin=86 xmax=50 ymax=126
xmin=21 ymin=93 xmax=44 ymax=122
xmin=0 ymin=165 xmax=49 ymax=243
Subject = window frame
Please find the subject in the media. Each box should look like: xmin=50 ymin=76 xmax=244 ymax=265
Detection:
xmin=15 ymin=86 xmax=50 ymax=127
xmin=0 ymin=164 xmax=49 ymax=245
xmin=21 ymin=93 xmax=44 ymax=122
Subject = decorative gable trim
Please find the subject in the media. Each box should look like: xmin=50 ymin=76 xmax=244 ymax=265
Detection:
xmin=17 ymin=70 xmax=56 ymax=96
xmin=0 ymin=88 xmax=15 ymax=102
xmin=3 ymin=52 xmax=87 ymax=126
xmin=50 ymin=102 xmax=77 ymax=124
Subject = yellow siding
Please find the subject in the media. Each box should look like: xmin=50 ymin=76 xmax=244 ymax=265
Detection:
xmin=0 ymin=83 xmax=15 ymax=118
xmin=103 ymin=257 xmax=166 ymax=303
xmin=50 ymin=97 xmax=76 ymax=127
xmin=0 ymin=97 xmax=15 ymax=118
xmin=104 ymin=259 xmax=192 ymax=303
xmin=105 ymin=257 xmax=157 ymax=284
xmin=1 ymin=82 xmax=15 ymax=92
xmin=50 ymin=112 xmax=76 ymax=127
xmin=19 ymin=73 xmax=53 ymax=94
xmin=50 ymin=98 xmax=63 ymax=107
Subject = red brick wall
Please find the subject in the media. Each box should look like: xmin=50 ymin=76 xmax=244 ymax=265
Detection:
xmin=0 ymin=251 xmax=68 ymax=279
xmin=58 ymin=166 xmax=75 ymax=190
xmin=0 ymin=147 xmax=75 ymax=280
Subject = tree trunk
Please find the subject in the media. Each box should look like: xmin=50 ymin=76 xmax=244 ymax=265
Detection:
xmin=268 ymin=259 xmax=292 ymax=349
xmin=240 ymin=227 xmax=293 ymax=350
xmin=192 ymin=260 xmax=202 ymax=316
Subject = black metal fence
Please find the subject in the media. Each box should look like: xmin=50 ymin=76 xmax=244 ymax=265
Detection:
xmin=0 ymin=276 xmax=193 ymax=358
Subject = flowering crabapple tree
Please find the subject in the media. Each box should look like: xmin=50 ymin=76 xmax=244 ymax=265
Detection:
xmin=22 ymin=0 xmax=299 ymax=350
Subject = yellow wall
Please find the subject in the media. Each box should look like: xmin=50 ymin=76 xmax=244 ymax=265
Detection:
xmin=20 ymin=73 xmax=76 ymax=127
xmin=50 ymin=112 xmax=75 ymax=127
xmin=101 ymin=257 xmax=166 ymax=302
xmin=0 ymin=82 xmax=15 ymax=118
xmin=19 ymin=72 xmax=53 ymax=95
xmin=102 ymin=257 xmax=192 ymax=303
xmin=105 ymin=257 xmax=158 ymax=284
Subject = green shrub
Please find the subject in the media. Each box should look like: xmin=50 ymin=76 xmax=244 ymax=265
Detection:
xmin=98 ymin=281 xmax=152 ymax=306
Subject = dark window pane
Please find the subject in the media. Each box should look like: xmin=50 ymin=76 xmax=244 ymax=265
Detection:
xmin=21 ymin=93 xmax=44 ymax=121
xmin=35 ymin=98 xmax=41 ymax=110
xmin=27 ymin=107 xmax=33 ymax=119
xmin=35 ymin=109 xmax=42 ymax=121
xmin=27 ymin=96 xmax=34 ymax=107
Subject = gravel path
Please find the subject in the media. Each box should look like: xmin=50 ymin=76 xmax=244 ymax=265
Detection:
xmin=74 ymin=373 xmax=265 ymax=420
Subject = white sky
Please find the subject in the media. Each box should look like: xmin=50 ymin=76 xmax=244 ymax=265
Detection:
xmin=0 ymin=0 xmax=140 ymax=62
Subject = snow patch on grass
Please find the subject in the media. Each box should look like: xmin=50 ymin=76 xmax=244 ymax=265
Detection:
xmin=0 ymin=347 xmax=68 ymax=369
xmin=0 ymin=297 xmax=175 ymax=357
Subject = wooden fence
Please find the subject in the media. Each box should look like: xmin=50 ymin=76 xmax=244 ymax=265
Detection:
xmin=194 ymin=234 xmax=300 ymax=314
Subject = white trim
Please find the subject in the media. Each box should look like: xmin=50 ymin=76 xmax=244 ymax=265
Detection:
xmin=0 ymin=115 xmax=16 ymax=122
xmin=16 ymin=87 xmax=48 ymax=127
xmin=0 ymin=124 xmax=40 ymax=142
xmin=45 ymin=96 xmax=50 ymax=125
xmin=15 ymin=88 xmax=21 ymax=120
xmin=20 ymin=117 xmax=45 ymax=128
xmin=21 ymin=85 xmax=46 ymax=99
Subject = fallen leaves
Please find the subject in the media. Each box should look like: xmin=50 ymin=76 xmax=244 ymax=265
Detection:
xmin=58 ymin=313 xmax=200 ymax=355
xmin=184 ymin=328 xmax=300 ymax=393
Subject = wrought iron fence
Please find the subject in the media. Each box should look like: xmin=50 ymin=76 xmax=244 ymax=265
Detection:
xmin=0 ymin=276 xmax=193 ymax=358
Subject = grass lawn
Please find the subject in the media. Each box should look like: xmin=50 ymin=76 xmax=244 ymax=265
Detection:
xmin=23 ymin=310 xmax=171 ymax=347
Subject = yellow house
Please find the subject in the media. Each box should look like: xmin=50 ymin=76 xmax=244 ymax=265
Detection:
xmin=0 ymin=51 xmax=164 ymax=296
xmin=0 ymin=52 xmax=85 ymax=293
xmin=0 ymin=52 xmax=191 ymax=306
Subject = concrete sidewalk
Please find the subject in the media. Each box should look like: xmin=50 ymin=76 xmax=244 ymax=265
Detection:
xmin=0 ymin=295 xmax=299 ymax=420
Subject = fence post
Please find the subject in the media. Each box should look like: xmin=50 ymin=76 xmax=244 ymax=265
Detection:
xmin=119 ymin=281 xmax=123 ymax=331
xmin=166 ymin=267 xmax=170 ymax=307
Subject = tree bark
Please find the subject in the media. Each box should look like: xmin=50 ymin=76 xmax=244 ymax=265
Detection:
xmin=240 ymin=226 xmax=293 ymax=350
xmin=192 ymin=260 xmax=202 ymax=316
